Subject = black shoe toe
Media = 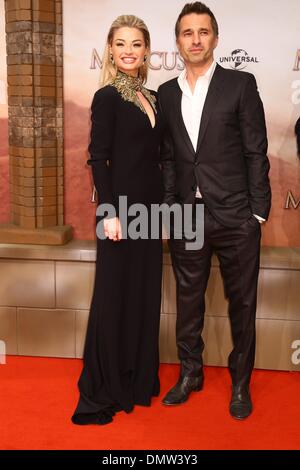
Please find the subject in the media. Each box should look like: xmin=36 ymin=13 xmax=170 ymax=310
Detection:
xmin=229 ymin=385 xmax=252 ymax=420
xmin=162 ymin=375 xmax=203 ymax=406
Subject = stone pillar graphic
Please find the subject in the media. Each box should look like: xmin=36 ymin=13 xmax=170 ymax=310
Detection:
xmin=0 ymin=0 xmax=72 ymax=244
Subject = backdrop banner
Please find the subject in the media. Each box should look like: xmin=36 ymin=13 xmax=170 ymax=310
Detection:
xmin=4 ymin=0 xmax=295 ymax=246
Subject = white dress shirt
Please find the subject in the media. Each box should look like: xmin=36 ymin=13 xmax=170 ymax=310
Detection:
xmin=177 ymin=61 xmax=216 ymax=198
xmin=177 ymin=61 xmax=265 ymax=223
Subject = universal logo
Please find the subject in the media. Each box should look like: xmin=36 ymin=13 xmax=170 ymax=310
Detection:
xmin=91 ymin=49 xmax=185 ymax=71
xmin=219 ymin=49 xmax=259 ymax=70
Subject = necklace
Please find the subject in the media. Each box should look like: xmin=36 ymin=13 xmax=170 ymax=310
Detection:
xmin=111 ymin=70 xmax=157 ymax=115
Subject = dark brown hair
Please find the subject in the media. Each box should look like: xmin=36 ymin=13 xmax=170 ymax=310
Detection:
xmin=175 ymin=2 xmax=219 ymax=38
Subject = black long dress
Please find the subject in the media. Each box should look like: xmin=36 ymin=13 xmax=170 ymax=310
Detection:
xmin=72 ymin=79 xmax=164 ymax=425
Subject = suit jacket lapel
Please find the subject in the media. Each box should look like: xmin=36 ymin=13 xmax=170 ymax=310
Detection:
xmin=195 ymin=64 xmax=224 ymax=156
xmin=172 ymin=82 xmax=195 ymax=158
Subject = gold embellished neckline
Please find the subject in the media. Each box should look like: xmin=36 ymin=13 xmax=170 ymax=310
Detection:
xmin=111 ymin=70 xmax=157 ymax=116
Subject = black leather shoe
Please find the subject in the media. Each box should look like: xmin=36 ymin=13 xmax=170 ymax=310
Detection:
xmin=229 ymin=385 xmax=252 ymax=420
xmin=162 ymin=375 xmax=204 ymax=405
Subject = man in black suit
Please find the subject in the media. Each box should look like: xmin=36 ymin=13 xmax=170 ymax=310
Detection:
xmin=158 ymin=2 xmax=271 ymax=419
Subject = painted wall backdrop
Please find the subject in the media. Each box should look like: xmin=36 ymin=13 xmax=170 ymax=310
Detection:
xmin=0 ymin=0 xmax=9 ymax=224
xmin=46 ymin=0 xmax=300 ymax=244
xmin=0 ymin=1 xmax=298 ymax=244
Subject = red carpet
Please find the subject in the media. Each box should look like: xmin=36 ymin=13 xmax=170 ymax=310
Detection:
xmin=0 ymin=356 xmax=299 ymax=450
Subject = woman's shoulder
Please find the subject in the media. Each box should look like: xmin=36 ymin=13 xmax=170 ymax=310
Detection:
xmin=93 ymin=85 xmax=119 ymax=98
xmin=92 ymin=85 xmax=119 ymax=106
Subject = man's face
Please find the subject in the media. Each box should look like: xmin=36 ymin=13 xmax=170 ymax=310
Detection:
xmin=176 ymin=13 xmax=218 ymax=67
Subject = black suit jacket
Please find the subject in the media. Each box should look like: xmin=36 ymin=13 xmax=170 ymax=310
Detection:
xmin=158 ymin=63 xmax=271 ymax=227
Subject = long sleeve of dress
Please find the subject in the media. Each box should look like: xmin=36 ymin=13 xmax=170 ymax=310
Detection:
xmin=87 ymin=87 xmax=116 ymax=206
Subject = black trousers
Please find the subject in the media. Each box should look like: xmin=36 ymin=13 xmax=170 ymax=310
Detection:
xmin=168 ymin=201 xmax=261 ymax=388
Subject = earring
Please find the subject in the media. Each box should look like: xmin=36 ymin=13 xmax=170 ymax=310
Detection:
xmin=110 ymin=54 xmax=115 ymax=65
xmin=143 ymin=55 xmax=147 ymax=64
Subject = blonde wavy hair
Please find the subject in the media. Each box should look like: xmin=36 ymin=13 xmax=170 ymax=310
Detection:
xmin=100 ymin=15 xmax=151 ymax=87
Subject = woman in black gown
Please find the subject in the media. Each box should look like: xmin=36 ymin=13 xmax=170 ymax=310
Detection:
xmin=71 ymin=15 xmax=164 ymax=425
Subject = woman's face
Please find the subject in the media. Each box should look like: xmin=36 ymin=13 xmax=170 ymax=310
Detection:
xmin=110 ymin=27 xmax=148 ymax=76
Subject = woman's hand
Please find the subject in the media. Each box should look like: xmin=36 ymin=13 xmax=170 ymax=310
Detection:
xmin=104 ymin=217 xmax=122 ymax=241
